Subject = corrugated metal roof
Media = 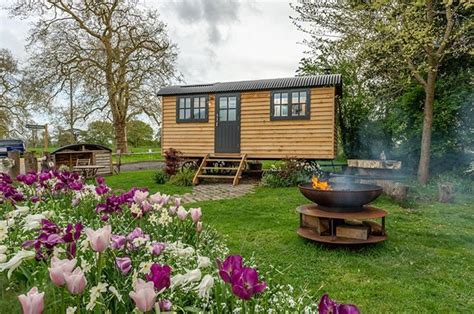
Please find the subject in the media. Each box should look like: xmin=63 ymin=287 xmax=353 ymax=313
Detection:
xmin=157 ymin=74 xmax=342 ymax=96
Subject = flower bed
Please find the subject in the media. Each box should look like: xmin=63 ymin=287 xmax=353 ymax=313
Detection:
xmin=0 ymin=171 xmax=359 ymax=313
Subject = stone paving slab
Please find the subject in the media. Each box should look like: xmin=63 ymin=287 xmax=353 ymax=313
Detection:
xmin=178 ymin=182 xmax=257 ymax=203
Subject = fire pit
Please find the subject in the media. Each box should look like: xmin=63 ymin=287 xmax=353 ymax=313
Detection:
xmin=298 ymin=182 xmax=383 ymax=212
xmin=296 ymin=177 xmax=387 ymax=245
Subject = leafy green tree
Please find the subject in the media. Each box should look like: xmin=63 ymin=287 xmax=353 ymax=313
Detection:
xmin=55 ymin=129 xmax=76 ymax=147
xmin=127 ymin=120 xmax=155 ymax=148
xmin=81 ymin=121 xmax=114 ymax=147
xmin=293 ymin=1 xmax=472 ymax=183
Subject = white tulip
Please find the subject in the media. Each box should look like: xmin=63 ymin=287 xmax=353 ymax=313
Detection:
xmin=197 ymin=256 xmax=211 ymax=268
xmin=195 ymin=274 xmax=214 ymax=299
xmin=22 ymin=214 xmax=46 ymax=231
xmin=0 ymin=250 xmax=35 ymax=278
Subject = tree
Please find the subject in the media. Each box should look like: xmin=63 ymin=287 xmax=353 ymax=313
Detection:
xmin=0 ymin=49 xmax=28 ymax=138
xmin=127 ymin=120 xmax=154 ymax=147
xmin=81 ymin=121 xmax=114 ymax=147
xmin=9 ymin=0 xmax=179 ymax=153
xmin=293 ymin=1 xmax=472 ymax=183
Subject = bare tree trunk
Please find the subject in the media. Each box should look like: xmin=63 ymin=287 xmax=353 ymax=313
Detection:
xmin=417 ymin=72 xmax=437 ymax=184
xmin=114 ymin=119 xmax=128 ymax=153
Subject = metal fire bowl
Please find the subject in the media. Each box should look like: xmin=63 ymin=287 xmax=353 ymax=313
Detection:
xmin=298 ymin=182 xmax=383 ymax=212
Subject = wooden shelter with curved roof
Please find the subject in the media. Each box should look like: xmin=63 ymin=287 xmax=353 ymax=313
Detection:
xmin=51 ymin=144 xmax=113 ymax=176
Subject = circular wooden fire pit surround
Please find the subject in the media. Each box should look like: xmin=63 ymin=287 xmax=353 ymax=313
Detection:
xmin=296 ymin=204 xmax=388 ymax=245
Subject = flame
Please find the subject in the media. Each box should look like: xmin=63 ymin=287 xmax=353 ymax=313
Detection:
xmin=312 ymin=176 xmax=331 ymax=190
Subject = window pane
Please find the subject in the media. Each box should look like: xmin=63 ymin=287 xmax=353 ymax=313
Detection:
xmin=193 ymin=97 xmax=199 ymax=108
xmin=292 ymin=104 xmax=300 ymax=116
xmin=179 ymin=98 xmax=185 ymax=108
xmin=274 ymin=105 xmax=281 ymax=117
xmin=299 ymin=92 xmax=307 ymax=103
xmin=219 ymin=97 xmax=227 ymax=109
xmin=219 ymin=109 xmax=227 ymax=121
xmin=200 ymin=108 xmax=206 ymax=119
xmin=281 ymin=93 xmax=288 ymax=104
xmin=193 ymin=108 xmax=200 ymax=118
xmin=229 ymin=97 xmax=236 ymax=109
xmin=228 ymin=109 xmax=236 ymax=121
xmin=281 ymin=105 xmax=288 ymax=116
xmin=300 ymin=104 xmax=306 ymax=116
xmin=200 ymin=97 xmax=206 ymax=107
xmin=292 ymin=92 xmax=299 ymax=104
xmin=185 ymin=98 xmax=191 ymax=108
xmin=179 ymin=109 xmax=185 ymax=119
xmin=274 ymin=93 xmax=281 ymax=105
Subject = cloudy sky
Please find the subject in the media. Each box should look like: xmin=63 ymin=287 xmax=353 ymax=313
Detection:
xmin=0 ymin=0 xmax=310 ymax=128
xmin=1 ymin=0 xmax=308 ymax=83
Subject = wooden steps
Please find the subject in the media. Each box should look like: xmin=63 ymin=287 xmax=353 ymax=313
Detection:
xmin=193 ymin=154 xmax=247 ymax=186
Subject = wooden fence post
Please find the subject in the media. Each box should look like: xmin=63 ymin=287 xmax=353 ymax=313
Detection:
xmin=7 ymin=151 xmax=20 ymax=178
xmin=25 ymin=152 xmax=38 ymax=173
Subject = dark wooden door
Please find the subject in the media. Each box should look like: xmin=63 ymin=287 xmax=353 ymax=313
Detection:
xmin=215 ymin=94 xmax=240 ymax=153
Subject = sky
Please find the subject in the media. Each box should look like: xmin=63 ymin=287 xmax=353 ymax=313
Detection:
xmin=0 ymin=0 xmax=310 ymax=128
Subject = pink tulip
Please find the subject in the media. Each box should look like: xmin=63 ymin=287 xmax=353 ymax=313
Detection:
xmin=84 ymin=225 xmax=111 ymax=252
xmin=48 ymin=256 xmax=77 ymax=286
xmin=116 ymin=256 xmax=132 ymax=275
xmin=177 ymin=207 xmax=188 ymax=220
xmin=190 ymin=207 xmax=202 ymax=223
xmin=196 ymin=221 xmax=203 ymax=232
xmin=129 ymin=279 xmax=157 ymax=312
xmin=64 ymin=267 xmax=87 ymax=295
xmin=133 ymin=190 xmax=149 ymax=204
xmin=18 ymin=287 xmax=44 ymax=314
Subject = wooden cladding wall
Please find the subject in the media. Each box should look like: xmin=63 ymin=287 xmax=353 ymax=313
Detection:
xmin=161 ymin=87 xmax=336 ymax=159
xmin=240 ymin=87 xmax=335 ymax=159
xmin=161 ymin=95 xmax=215 ymax=156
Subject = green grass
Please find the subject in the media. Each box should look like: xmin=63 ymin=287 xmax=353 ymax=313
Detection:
xmin=104 ymin=169 xmax=191 ymax=195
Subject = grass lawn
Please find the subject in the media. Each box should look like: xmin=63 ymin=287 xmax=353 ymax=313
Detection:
xmin=106 ymin=170 xmax=474 ymax=312
xmin=104 ymin=170 xmax=191 ymax=195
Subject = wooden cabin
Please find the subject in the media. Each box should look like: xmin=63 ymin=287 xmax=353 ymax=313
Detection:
xmin=52 ymin=144 xmax=113 ymax=176
xmin=157 ymin=74 xmax=342 ymax=185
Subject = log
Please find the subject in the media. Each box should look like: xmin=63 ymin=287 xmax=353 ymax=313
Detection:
xmin=336 ymin=224 xmax=370 ymax=240
xmin=438 ymin=183 xmax=454 ymax=203
xmin=301 ymin=215 xmax=330 ymax=235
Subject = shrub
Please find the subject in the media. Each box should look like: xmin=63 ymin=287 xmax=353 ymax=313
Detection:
xmin=164 ymin=148 xmax=182 ymax=176
xmin=169 ymin=168 xmax=195 ymax=186
xmin=154 ymin=169 xmax=169 ymax=184
xmin=261 ymin=159 xmax=320 ymax=187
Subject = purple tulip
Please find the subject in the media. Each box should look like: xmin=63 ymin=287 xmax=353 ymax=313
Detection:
xmin=217 ymin=255 xmax=243 ymax=284
xmin=18 ymin=173 xmax=37 ymax=185
xmin=68 ymin=181 xmax=83 ymax=191
xmin=111 ymin=235 xmax=127 ymax=250
xmin=116 ymin=256 xmax=132 ymax=275
xmin=96 ymin=176 xmax=105 ymax=185
xmin=150 ymin=242 xmax=166 ymax=256
xmin=318 ymin=294 xmax=360 ymax=314
xmin=30 ymin=196 xmax=40 ymax=203
xmin=39 ymin=172 xmax=52 ymax=183
xmin=159 ymin=299 xmax=172 ymax=311
xmin=126 ymin=227 xmax=149 ymax=248
xmin=100 ymin=215 xmax=109 ymax=222
xmin=95 ymin=185 xmax=110 ymax=195
xmin=230 ymin=267 xmax=267 ymax=300
xmin=145 ymin=263 xmax=172 ymax=291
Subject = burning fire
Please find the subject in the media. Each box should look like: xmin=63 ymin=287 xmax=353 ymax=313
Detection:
xmin=312 ymin=176 xmax=331 ymax=190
